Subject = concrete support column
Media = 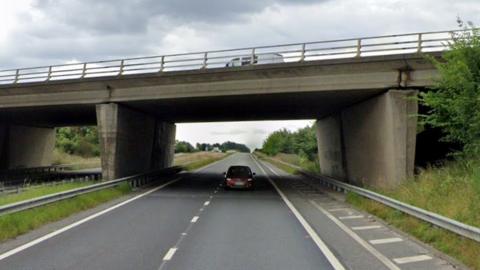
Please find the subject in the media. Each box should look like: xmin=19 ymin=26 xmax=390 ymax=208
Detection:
xmin=0 ymin=125 xmax=7 ymax=169
xmin=0 ymin=125 xmax=55 ymax=170
xmin=96 ymin=103 xmax=176 ymax=180
xmin=315 ymin=114 xmax=346 ymax=179
xmin=151 ymin=122 xmax=176 ymax=169
xmin=340 ymin=89 xmax=418 ymax=187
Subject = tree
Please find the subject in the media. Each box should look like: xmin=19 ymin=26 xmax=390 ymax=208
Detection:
xmin=175 ymin=141 xmax=195 ymax=153
xmin=220 ymin=141 xmax=250 ymax=153
xmin=420 ymin=19 xmax=480 ymax=156
xmin=261 ymin=125 xmax=318 ymax=161
xmin=55 ymin=127 xmax=99 ymax=157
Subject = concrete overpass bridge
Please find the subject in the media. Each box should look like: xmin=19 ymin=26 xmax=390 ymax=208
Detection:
xmin=0 ymin=30 xmax=458 ymax=187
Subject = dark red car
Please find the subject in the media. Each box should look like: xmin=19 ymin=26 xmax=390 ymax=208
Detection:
xmin=223 ymin=166 xmax=256 ymax=190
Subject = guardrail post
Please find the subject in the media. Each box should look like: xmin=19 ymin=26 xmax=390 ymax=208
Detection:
xmin=160 ymin=56 xmax=165 ymax=72
xmin=47 ymin=66 xmax=52 ymax=81
xmin=356 ymin=39 xmax=362 ymax=57
xmin=251 ymin=48 xmax=256 ymax=65
xmin=80 ymin=63 xmax=87 ymax=78
xmin=202 ymin=52 xmax=208 ymax=69
xmin=417 ymin=33 xmax=423 ymax=53
xmin=13 ymin=69 xmax=19 ymax=83
xmin=119 ymin=60 xmax=125 ymax=76
xmin=300 ymin=43 xmax=306 ymax=62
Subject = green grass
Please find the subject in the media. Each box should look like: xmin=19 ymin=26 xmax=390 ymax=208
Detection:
xmin=259 ymin=150 xmax=480 ymax=269
xmin=183 ymin=154 xmax=231 ymax=171
xmin=52 ymin=149 xmax=100 ymax=170
xmin=377 ymin=158 xmax=480 ymax=228
xmin=0 ymin=183 xmax=131 ymax=242
xmin=253 ymin=151 xmax=320 ymax=174
xmin=0 ymin=182 xmax=94 ymax=207
xmin=346 ymin=157 xmax=480 ymax=270
xmin=347 ymin=192 xmax=480 ymax=270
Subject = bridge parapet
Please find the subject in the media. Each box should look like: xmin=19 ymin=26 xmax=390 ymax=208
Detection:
xmin=0 ymin=29 xmax=463 ymax=86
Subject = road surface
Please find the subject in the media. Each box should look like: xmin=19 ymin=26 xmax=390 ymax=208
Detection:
xmin=0 ymin=153 xmax=458 ymax=270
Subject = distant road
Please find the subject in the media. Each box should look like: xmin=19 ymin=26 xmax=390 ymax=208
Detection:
xmin=0 ymin=153 xmax=456 ymax=270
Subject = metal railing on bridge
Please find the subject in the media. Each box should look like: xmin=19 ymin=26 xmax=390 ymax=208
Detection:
xmin=0 ymin=29 xmax=471 ymax=85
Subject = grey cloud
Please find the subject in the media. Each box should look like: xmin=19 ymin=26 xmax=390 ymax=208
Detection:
xmin=31 ymin=0 xmax=325 ymax=35
xmin=210 ymin=129 xmax=249 ymax=135
xmin=253 ymin=128 xmax=268 ymax=134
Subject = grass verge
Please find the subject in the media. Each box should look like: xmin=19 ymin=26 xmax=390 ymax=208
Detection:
xmin=257 ymin=154 xmax=298 ymax=174
xmin=253 ymin=151 xmax=320 ymax=174
xmin=347 ymin=192 xmax=480 ymax=270
xmin=0 ymin=182 xmax=94 ymax=207
xmin=260 ymin=151 xmax=480 ymax=269
xmin=0 ymin=183 xmax=131 ymax=243
xmin=174 ymin=151 xmax=230 ymax=171
xmin=52 ymin=149 xmax=101 ymax=170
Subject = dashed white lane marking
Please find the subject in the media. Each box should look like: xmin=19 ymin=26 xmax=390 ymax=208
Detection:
xmin=252 ymin=156 xmax=346 ymax=270
xmin=203 ymin=201 xmax=210 ymax=206
xmin=309 ymin=200 xmax=401 ymax=270
xmin=0 ymin=177 xmax=182 ymax=262
xmin=328 ymin=208 xmax=351 ymax=212
xmin=352 ymin=225 xmax=382 ymax=231
xmin=209 ymin=195 xmax=213 ymax=199
xmin=369 ymin=238 xmax=403 ymax=245
xmin=339 ymin=215 xmax=364 ymax=220
xmin=214 ymin=190 xmax=218 ymax=193
xmin=190 ymin=216 xmax=199 ymax=223
xmin=199 ymin=208 xmax=204 ymax=212
xmin=162 ymin=248 xmax=178 ymax=261
xmin=393 ymin=255 xmax=432 ymax=264
xmin=181 ymin=233 xmax=187 ymax=236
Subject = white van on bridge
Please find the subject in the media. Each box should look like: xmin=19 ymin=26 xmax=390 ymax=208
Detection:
xmin=225 ymin=53 xmax=284 ymax=67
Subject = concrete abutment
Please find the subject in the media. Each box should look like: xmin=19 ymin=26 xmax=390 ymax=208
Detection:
xmin=0 ymin=125 xmax=55 ymax=170
xmin=315 ymin=89 xmax=418 ymax=187
xmin=96 ymin=103 xmax=176 ymax=180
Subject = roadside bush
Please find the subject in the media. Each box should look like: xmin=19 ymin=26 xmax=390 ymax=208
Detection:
xmin=420 ymin=19 xmax=480 ymax=157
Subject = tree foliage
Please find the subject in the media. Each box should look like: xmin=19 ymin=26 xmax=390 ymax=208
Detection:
xmin=262 ymin=125 xmax=317 ymax=160
xmin=178 ymin=141 xmax=250 ymax=153
xmin=420 ymin=19 xmax=480 ymax=156
xmin=56 ymin=127 xmax=99 ymax=157
xmin=219 ymin=141 xmax=250 ymax=153
xmin=175 ymin=141 xmax=195 ymax=153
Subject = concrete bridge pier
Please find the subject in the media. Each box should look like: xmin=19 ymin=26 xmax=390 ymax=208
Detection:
xmin=315 ymin=89 xmax=418 ymax=187
xmin=96 ymin=103 xmax=176 ymax=180
xmin=0 ymin=124 xmax=55 ymax=170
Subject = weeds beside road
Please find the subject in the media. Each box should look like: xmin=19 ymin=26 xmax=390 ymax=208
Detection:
xmin=0 ymin=181 xmax=94 ymax=207
xmin=0 ymin=183 xmax=131 ymax=242
xmin=261 ymin=153 xmax=480 ymax=270
xmin=174 ymin=151 xmax=230 ymax=171
xmin=0 ymin=151 xmax=231 ymax=243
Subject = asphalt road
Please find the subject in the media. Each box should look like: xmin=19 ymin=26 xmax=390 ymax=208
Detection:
xmin=0 ymin=153 xmax=459 ymax=270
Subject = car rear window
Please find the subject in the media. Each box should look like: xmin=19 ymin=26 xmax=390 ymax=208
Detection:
xmin=227 ymin=167 xmax=251 ymax=177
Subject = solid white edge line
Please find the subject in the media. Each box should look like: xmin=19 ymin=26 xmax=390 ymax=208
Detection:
xmin=0 ymin=177 xmax=182 ymax=262
xmin=393 ymin=255 xmax=432 ymax=264
xmin=309 ymin=200 xmax=401 ymax=270
xmin=251 ymin=156 xmax=345 ymax=270
xmin=162 ymin=248 xmax=178 ymax=261
xmin=369 ymin=238 xmax=403 ymax=245
xmin=190 ymin=216 xmax=199 ymax=223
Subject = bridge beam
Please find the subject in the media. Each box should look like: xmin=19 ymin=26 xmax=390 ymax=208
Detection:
xmin=96 ymin=103 xmax=175 ymax=180
xmin=0 ymin=124 xmax=55 ymax=170
xmin=316 ymin=89 xmax=418 ymax=187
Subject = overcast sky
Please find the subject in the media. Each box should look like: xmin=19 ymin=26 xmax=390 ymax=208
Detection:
xmin=1 ymin=0 xmax=478 ymax=150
